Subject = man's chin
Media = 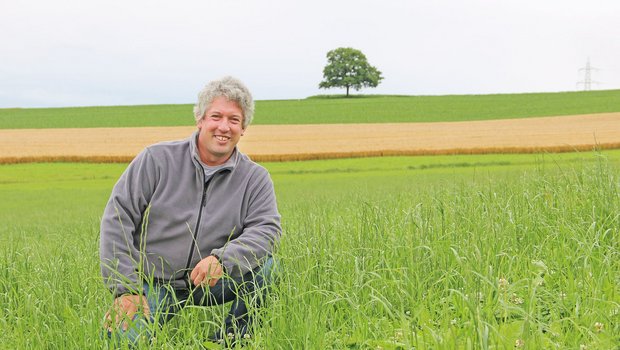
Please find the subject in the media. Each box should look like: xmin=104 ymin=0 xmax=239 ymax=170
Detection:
xmin=209 ymin=149 xmax=234 ymax=160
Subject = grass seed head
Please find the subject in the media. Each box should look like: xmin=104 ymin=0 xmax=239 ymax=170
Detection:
xmin=499 ymin=278 xmax=509 ymax=290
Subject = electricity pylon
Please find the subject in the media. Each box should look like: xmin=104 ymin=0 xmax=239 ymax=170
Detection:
xmin=577 ymin=58 xmax=600 ymax=91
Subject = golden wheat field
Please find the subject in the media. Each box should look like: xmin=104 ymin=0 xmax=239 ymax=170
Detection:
xmin=1 ymin=113 xmax=619 ymax=163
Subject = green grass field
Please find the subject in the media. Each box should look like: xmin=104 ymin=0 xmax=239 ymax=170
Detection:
xmin=1 ymin=151 xmax=618 ymax=348
xmin=2 ymin=87 xmax=618 ymax=348
xmin=1 ymin=89 xmax=619 ymax=129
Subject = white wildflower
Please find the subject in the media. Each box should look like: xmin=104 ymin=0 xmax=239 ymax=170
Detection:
xmin=510 ymin=293 xmax=524 ymax=305
xmin=594 ymin=322 xmax=604 ymax=333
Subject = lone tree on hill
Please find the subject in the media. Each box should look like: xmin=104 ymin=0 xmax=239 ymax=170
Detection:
xmin=319 ymin=47 xmax=383 ymax=97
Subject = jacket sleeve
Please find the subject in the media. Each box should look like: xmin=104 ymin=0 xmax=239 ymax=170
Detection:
xmin=99 ymin=148 xmax=158 ymax=296
xmin=212 ymin=169 xmax=282 ymax=277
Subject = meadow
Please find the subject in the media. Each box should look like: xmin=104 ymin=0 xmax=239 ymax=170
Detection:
xmin=1 ymin=151 xmax=619 ymax=348
xmin=1 ymin=89 xmax=620 ymax=129
xmin=1 ymin=89 xmax=619 ymax=348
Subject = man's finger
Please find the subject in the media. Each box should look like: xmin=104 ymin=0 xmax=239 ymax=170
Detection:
xmin=104 ymin=311 xmax=112 ymax=332
xmin=115 ymin=311 xmax=123 ymax=330
xmin=193 ymin=271 xmax=204 ymax=286
xmin=120 ymin=309 xmax=133 ymax=331
xmin=208 ymin=276 xmax=219 ymax=287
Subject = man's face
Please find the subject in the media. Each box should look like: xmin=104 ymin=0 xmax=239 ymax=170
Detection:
xmin=196 ymin=96 xmax=245 ymax=166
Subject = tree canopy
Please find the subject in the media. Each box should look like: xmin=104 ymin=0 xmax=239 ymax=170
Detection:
xmin=319 ymin=47 xmax=383 ymax=97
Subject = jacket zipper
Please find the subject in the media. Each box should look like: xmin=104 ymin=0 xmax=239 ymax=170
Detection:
xmin=183 ymin=167 xmax=211 ymax=289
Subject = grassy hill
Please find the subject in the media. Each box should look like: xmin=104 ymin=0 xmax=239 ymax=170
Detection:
xmin=1 ymin=89 xmax=618 ymax=129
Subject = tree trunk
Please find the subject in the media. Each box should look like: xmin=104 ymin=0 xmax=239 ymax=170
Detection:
xmin=346 ymin=85 xmax=350 ymax=97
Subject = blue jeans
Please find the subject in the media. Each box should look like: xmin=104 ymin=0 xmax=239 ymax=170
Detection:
xmin=107 ymin=257 xmax=276 ymax=346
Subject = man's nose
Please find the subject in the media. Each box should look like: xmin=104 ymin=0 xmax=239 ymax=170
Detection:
xmin=217 ymin=118 xmax=230 ymax=131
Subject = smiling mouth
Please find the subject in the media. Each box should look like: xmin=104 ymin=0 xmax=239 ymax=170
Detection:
xmin=215 ymin=135 xmax=230 ymax=141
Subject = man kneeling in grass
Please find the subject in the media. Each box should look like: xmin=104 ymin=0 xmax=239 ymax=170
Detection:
xmin=99 ymin=76 xmax=281 ymax=347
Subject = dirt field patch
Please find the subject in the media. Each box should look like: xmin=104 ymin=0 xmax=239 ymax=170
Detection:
xmin=1 ymin=113 xmax=619 ymax=163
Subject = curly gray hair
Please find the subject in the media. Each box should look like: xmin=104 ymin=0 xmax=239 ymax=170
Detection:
xmin=193 ymin=76 xmax=255 ymax=129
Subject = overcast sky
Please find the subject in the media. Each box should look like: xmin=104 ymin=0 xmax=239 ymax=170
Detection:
xmin=1 ymin=0 xmax=619 ymax=108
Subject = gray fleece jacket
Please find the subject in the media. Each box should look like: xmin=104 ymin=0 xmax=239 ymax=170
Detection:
xmin=99 ymin=131 xmax=281 ymax=296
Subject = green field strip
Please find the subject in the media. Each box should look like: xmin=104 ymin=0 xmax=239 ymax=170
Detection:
xmin=1 ymin=89 xmax=619 ymax=129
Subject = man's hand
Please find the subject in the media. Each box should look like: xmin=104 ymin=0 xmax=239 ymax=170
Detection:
xmin=190 ymin=255 xmax=224 ymax=287
xmin=104 ymin=294 xmax=150 ymax=332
